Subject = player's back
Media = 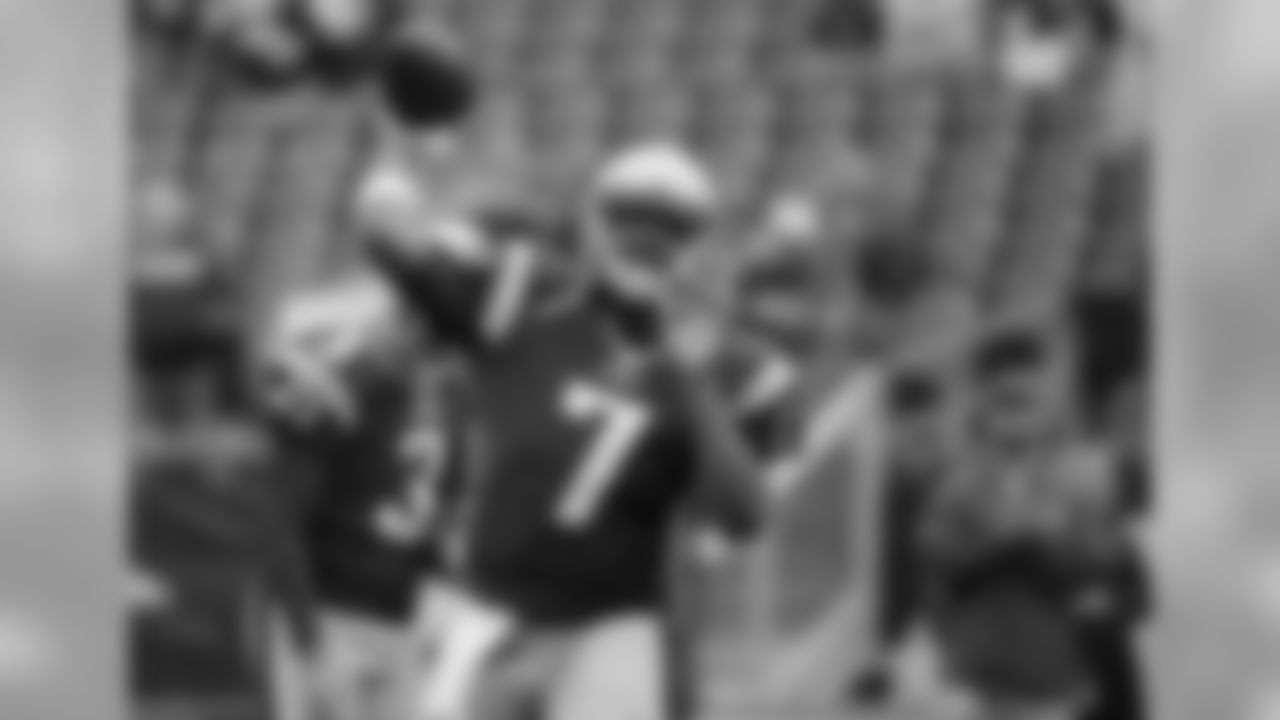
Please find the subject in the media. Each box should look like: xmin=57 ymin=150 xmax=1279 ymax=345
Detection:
xmin=455 ymin=295 xmax=701 ymax=625
xmin=297 ymin=375 xmax=444 ymax=619
xmin=260 ymin=276 xmax=459 ymax=623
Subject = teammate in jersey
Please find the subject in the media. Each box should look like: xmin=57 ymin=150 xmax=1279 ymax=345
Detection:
xmin=359 ymin=142 xmax=786 ymax=720
xmin=254 ymin=272 xmax=463 ymax=720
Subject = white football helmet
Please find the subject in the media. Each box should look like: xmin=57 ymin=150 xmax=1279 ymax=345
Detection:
xmin=585 ymin=142 xmax=719 ymax=302
xmin=595 ymin=143 xmax=718 ymax=215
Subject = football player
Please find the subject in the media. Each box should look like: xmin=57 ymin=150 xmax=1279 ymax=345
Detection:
xmin=254 ymin=272 xmax=465 ymax=720
xmin=360 ymin=142 xmax=789 ymax=720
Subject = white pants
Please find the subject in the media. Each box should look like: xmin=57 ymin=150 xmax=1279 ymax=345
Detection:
xmin=264 ymin=605 xmax=418 ymax=720
xmin=469 ymin=612 xmax=668 ymax=720
xmin=268 ymin=588 xmax=671 ymax=720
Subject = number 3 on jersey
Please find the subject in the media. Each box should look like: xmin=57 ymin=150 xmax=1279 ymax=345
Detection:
xmin=556 ymin=381 xmax=652 ymax=530
xmin=374 ymin=427 xmax=447 ymax=545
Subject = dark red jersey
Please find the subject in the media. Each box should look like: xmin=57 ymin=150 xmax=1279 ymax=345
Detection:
xmin=456 ymin=303 xmax=705 ymax=623
xmin=261 ymin=325 xmax=462 ymax=622
xmin=368 ymin=227 xmax=775 ymax=623
xmin=297 ymin=377 xmax=459 ymax=621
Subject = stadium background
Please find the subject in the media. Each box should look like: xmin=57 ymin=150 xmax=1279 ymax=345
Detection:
xmin=129 ymin=0 xmax=1150 ymax=718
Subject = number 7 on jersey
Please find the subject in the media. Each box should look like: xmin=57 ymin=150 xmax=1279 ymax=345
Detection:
xmin=556 ymin=381 xmax=652 ymax=530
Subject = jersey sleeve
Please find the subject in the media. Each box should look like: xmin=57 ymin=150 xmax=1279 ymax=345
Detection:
xmin=714 ymin=341 xmax=801 ymax=457
xmin=353 ymin=154 xmax=488 ymax=345
xmin=368 ymin=235 xmax=495 ymax=348
xmin=356 ymin=159 xmax=542 ymax=351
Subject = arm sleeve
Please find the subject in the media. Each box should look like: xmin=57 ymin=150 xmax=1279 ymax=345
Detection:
xmin=365 ymin=237 xmax=492 ymax=349
xmin=725 ymin=344 xmax=801 ymax=458
xmin=355 ymin=155 xmax=496 ymax=349
xmin=673 ymin=365 xmax=768 ymax=541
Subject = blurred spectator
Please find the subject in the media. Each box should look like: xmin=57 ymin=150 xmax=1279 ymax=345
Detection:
xmin=737 ymin=241 xmax=831 ymax=360
xmin=134 ymin=0 xmax=412 ymax=84
xmin=1070 ymin=285 xmax=1146 ymax=430
xmin=932 ymin=321 xmax=1150 ymax=720
xmin=971 ymin=327 xmax=1053 ymax=429
xmin=132 ymin=178 xmax=237 ymax=399
xmin=1068 ymin=371 xmax=1150 ymax=720
xmin=1100 ymin=38 xmax=1151 ymax=151
xmin=1104 ymin=380 xmax=1150 ymax=516
xmin=813 ymin=0 xmax=886 ymax=53
xmin=294 ymin=0 xmax=405 ymax=80
xmin=298 ymin=0 xmax=395 ymax=50
xmin=917 ymin=456 xmax=1095 ymax=719
xmin=852 ymin=229 xmax=934 ymax=311
xmin=1070 ymin=441 xmax=1150 ymax=720
xmin=204 ymin=0 xmax=309 ymax=81
xmin=1076 ymin=563 xmax=1149 ymax=720
xmin=851 ymin=366 xmax=957 ymax=706
xmin=135 ymin=0 xmax=203 ymax=44
xmin=355 ymin=22 xmax=480 ymax=245
xmin=911 ymin=329 xmax=1103 ymax=718
xmin=988 ymin=0 xmax=1128 ymax=93
xmin=756 ymin=195 xmax=825 ymax=257
xmin=135 ymin=177 xmax=190 ymax=244
xmin=734 ymin=195 xmax=833 ymax=357
xmin=881 ymin=0 xmax=985 ymax=71
xmin=379 ymin=22 xmax=476 ymax=131
xmin=843 ymin=230 xmax=940 ymax=360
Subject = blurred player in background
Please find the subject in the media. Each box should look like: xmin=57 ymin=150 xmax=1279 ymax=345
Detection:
xmin=252 ymin=24 xmax=481 ymax=720
xmin=361 ymin=140 xmax=793 ymax=720
xmin=254 ymin=272 xmax=465 ymax=720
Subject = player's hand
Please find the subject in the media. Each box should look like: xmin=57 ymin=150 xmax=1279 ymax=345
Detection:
xmin=658 ymin=252 xmax=732 ymax=369
xmin=658 ymin=295 xmax=724 ymax=370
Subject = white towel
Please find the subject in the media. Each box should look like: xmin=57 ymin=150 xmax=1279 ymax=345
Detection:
xmin=412 ymin=587 xmax=515 ymax=720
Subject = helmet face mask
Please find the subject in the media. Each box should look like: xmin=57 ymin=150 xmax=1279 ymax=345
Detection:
xmin=591 ymin=197 xmax=709 ymax=297
xmin=586 ymin=143 xmax=718 ymax=304
xmin=586 ymin=198 xmax=710 ymax=305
